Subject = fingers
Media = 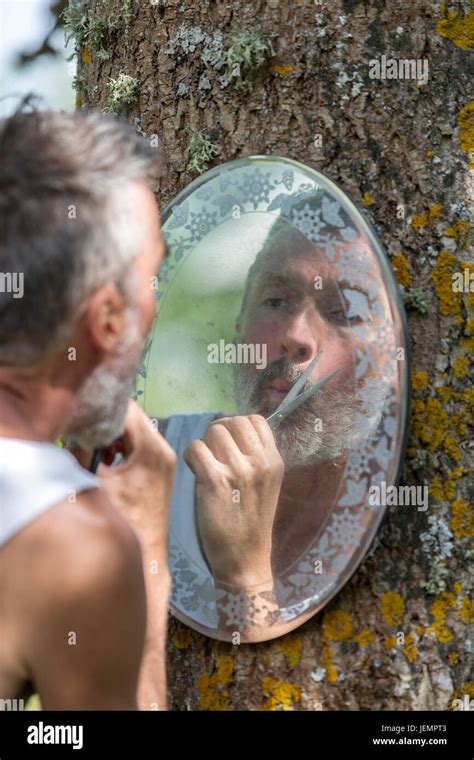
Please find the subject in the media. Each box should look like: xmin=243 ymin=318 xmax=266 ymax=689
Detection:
xmin=203 ymin=422 xmax=245 ymax=465
xmin=207 ymin=415 xmax=262 ymax=456
xmin=183 ymin=439 xmax=222 ymax=483
xmin=246 ymin=414 xmax=279 ymax=452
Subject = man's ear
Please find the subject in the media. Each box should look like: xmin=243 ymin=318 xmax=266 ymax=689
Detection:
xmin=83 ymin=282 xmax=127 ymax=353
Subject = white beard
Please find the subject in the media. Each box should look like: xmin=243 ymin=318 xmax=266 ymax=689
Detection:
xmin=65 ymin=310 xmax=143 ymax=450
xmin=233 ymin=355 xmax=381 ymax=469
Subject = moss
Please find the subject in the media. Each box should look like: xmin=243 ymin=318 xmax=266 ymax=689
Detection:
xmin=261 ymin=676 xmax=301 ymax=710
xmin=187 ymin=130 xmax=219 ymax=174
xmin=322 ymin=609 xmax=354 ymax=641
xmin=198 ymin=655 xmax=234 ymax=710
xmin=380 ymin=592 xmax=405 ymax=626
xmin=277 ymin=634 xmax=303 ymax=667
xmin=104 ymin=73 xmax=138 ymax=114
xmin=436 ymin=10 xmax=474 ymax=51
xmin=392 ymin=252 xmax=413 ymax=287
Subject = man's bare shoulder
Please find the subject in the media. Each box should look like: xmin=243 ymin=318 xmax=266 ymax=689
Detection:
xmin=2 ymin=488 xmax=147 ymax=708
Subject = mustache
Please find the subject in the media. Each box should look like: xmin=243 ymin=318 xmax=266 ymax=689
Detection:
xmin=257 ymin=356 xmax=311 ymax=390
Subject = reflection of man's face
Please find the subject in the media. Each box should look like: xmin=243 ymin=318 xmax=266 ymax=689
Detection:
xmin=233 ymin=231 xmax=382 ymax=468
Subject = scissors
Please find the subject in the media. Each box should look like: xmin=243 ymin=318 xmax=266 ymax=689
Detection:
xmin=266 ymin=352 xmax=339 ymax=429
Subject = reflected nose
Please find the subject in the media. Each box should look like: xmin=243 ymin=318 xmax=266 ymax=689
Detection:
xmin=280 ymin=307 xmax=319 ymax=364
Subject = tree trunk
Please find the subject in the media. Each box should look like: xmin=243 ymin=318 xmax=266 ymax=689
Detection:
xmin=80 ymin=0 xmax=473 ymax=710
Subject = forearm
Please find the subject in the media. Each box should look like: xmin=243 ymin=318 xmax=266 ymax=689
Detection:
xmin=136 ymin=545 xmax=171 ymax=711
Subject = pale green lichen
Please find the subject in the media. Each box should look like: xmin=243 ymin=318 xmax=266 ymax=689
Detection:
xmin=62 ymin=0 xmax=132 ymax=61
xmin=223 ymin=27 xmax=276 ymax=93
xmin=187 ymin=130 xmax=219 ymax=174
xmin=420 ymin=516 xmax=454 ymax=595
xmin=401 ymin=286 xmax=428 ymax=315
xmin=104 ymin=73 xmax=139 ymax=114
xmin=166 ymin=24 xmax=275 ymax=94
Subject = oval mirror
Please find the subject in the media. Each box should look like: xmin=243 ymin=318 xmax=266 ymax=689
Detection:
xmin=136 ymin=156 xmax=410 ymax=642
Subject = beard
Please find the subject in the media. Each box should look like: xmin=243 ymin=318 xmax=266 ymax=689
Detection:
xmin=65 ymin=309 xmax=144 ymax=450
xmin=233 ymin=355 xmax=363 ymax=469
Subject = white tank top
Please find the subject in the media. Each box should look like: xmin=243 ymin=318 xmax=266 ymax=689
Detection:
xmin=0 ymin=438 xmax=99 ymax=547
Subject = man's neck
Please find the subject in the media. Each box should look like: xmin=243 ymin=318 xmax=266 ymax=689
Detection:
xmin=0 ymin=370 xmax=75 ymax=443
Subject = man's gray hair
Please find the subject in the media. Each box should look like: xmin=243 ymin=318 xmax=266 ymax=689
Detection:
xmin=0 ymin=101 xmax=165 ymax=366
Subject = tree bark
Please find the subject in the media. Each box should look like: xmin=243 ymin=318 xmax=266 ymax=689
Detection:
xmin=81 ymin=0 xmax=473 ymax=710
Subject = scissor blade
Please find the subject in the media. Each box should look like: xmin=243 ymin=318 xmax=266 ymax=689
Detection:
xmin=266 ymin=369 xmax=339 ymax=428
xmin=267 ymin=352 xmax=322 ymax=421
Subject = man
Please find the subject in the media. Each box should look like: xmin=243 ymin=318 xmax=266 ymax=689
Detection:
xmin=160 ymin=208 xmax=394 ymax=639
xmin=0 ymin=104 xmax=177 ymax=709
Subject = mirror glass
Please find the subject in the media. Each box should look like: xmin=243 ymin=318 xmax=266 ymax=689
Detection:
xmin=136 ymin=156 xmax=410 ymax=642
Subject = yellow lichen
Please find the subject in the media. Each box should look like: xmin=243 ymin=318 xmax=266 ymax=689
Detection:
xmin=354 ymin=629 xmax=375 ymax=647
xmin=381 ymin=592 xmax=405 ymax=627
xmin=172 ymin=626 xmax=193 ymax=649
xmin=322 ymin=610 xmax=354 ymax=641
xmin=426 ymin=592 xmax=457 ymax=643
xmin=403 ymin=632 xmax=418 ymax=663
xmin=412 ymin=204 xmax=444 ymax=229
xmin=392 ymin=252 xmax=413 ymax=287
xmin=457 ymin=597 xmax=474 ymax=625
xmin=445 ymin=220 xmax=470 ymax=246
xmin=430 ymin=468 xmax=468 ymax=501
xmin=277 ymin=634 xmax=303 ymax=668
xmin=412 ymin=370 xmax=429 ymax=391
xmin=448 ymin=651 xmax=460 ymax=665
xmin=410 ymin=395 xmax=467 ymax=461
xmin=430 ymin=203 xmax=444 ymax=219
xmin=384 ymin=635 xmax=397 ymax=649
xmin=198 ymin=655 xmax=234 ymax=711
xmin=412 ymin=213 xmax=428 ymax=229
xmin=426 ymin=150 xmax=434 ymax=158
xmin=261 ymin=677 xmax=301 ymax=710
xmin=450 ymin=498 xmax=474 ymax=540
xmin=452 ymin=355 xmax=470 ymax=379
xmin=362 ymin=192 xmax=375 ymax=206
xmin=274 ymin=64 xmax=294 ymax=75
xmin=458 ymin=101 xmax=474 ymax=153
xmin=432 ymin=251 xmax=463 ymax=317
xmin=436 ymin=11 xmax=474 ymax=51
xmin=321 ymin=645 xmax=338 ymax=683
xmin=82 ymin=45 xmax=91 ymax=64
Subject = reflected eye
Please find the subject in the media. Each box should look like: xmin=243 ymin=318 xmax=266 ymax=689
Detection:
xmin=329 ymin=309 xmax=362 ymax=324
xmin=263 ymin=297 xmax=286 ymax=308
